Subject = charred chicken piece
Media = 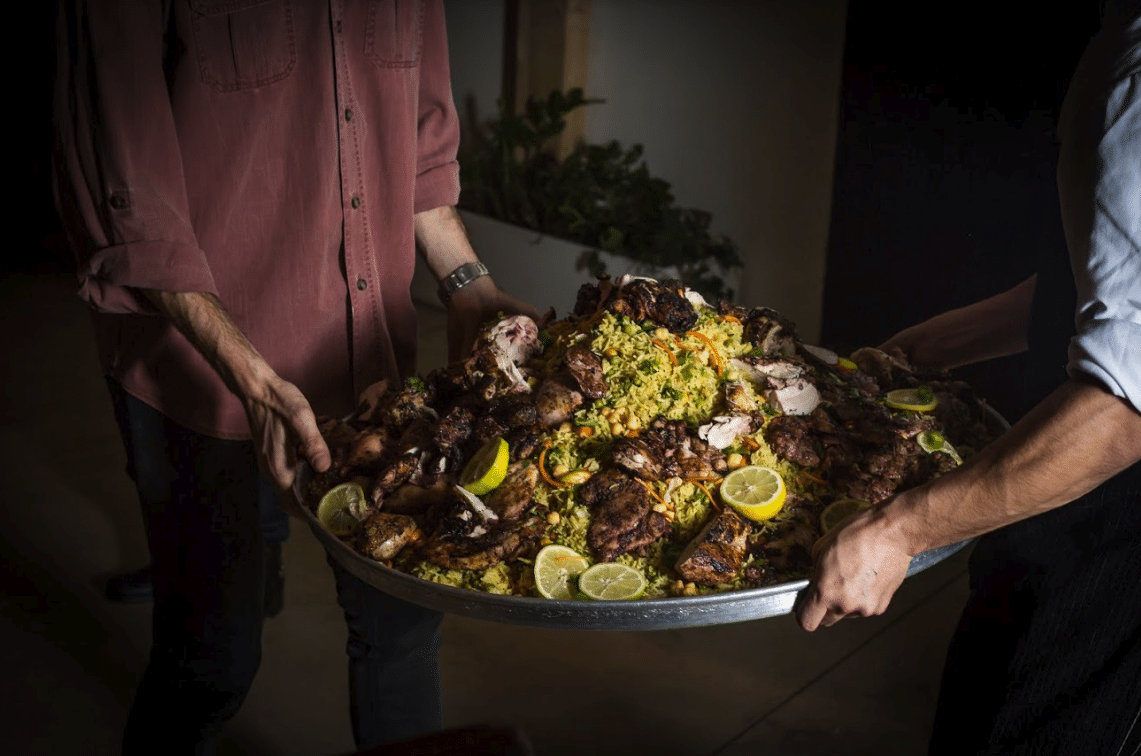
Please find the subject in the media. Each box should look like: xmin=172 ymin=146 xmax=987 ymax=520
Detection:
xmin=368 ymin=453 xmax=420 ymax=506
xmin=675 ymin=508 xmax=752 ymax=586
xmin=534 ymin=375 xmax=584 ymax=427
xmin=743 ymin=307 xmax=798 ymax=356
xmin=563 ymin=345 xmax=609 ymax=399
xmin=421 ymin=486 xmax=547 ymax=570
xmin=608 ymin=278 xmax=699 ymax=334
xmin=356 ymin=512 xmax=422 ymax=561
xmin=579 ymin=469 xmax=672 ymax=562
xmin=483 ymin=462 xmax=539 ymax=521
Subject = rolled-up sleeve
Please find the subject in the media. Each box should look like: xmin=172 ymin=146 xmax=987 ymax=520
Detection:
xmin=1058 ymin=12 xmax=1141 ymax=412
xmin=53 ymin=1 xmax=217 ymax=314
xmin=411 ymin=0 xmax=461 ymax=214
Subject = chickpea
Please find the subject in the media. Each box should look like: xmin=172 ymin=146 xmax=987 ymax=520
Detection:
xmin=551 ymin=463 xmax=570 ymax=478
xmin=558 ymin=421 xmax=572 ymax=434
xmin=604 ymin=347 xmax=618 ymax=358
xmin=727 ymin=453 xmax=746 ymax=470
xmin=626 ymin=414 xmax=642 ymax=431
xmin=546 ymin=511 xmax=561 ymax=526
xmin=654 ymin=327 xmax=671 ymax=340
xmin=683 ymin=582 xmax=698 ymax=597
xmin=610 ymin=422 xmax=625 ymax=437
xmin=652 ymin=502 xmax=668 ymax=514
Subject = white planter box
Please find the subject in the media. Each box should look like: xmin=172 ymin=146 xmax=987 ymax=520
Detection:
xmin=411 ymin=210 xmax=689 ymax=317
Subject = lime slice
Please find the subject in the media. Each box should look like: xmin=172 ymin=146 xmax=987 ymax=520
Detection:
xmin=460 ymin=437 xmax=510 ymax=496
xmin=837 ymin=357 xmax=858 ymax=372
xmin=719 ymin=465 xmax=787 ymax=522
xmin=317 ymin=482 xmax=365 ymax=536
xmin=917 ymin=430 xmax=963 ymax=464
xmin=533 ymin=544 xmax=590 ymax=600
xmin=885 ymin=387 xmax=938 ymax=412
xmin=577 ymin=562 xmax=647 ymax=601
xmin=820 ymin=497 xmax=872 ymax=534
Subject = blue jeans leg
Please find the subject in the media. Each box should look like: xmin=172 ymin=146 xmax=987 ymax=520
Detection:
xmin=328 ymin=556 xmax=444 ymax=749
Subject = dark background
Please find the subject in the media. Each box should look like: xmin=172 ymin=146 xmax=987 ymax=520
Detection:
xmin=29 ymin=1 xmax=1106 ymax=421
xmin=822 ymin=1 xmax=1104 ymax=420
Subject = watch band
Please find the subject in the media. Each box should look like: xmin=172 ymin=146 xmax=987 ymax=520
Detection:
xmin=437 ymin=261 xmax=489 ymax=304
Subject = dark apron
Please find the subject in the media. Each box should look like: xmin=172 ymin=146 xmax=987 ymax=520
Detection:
xmin=929 ymin=207 xmax=1141 ymax=754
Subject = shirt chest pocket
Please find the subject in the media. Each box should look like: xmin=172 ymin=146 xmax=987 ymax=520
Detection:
xmin=189 ymin=0 xmax=297 ymax=92
xmin=365 ymin=0 xmax=423 ymax=69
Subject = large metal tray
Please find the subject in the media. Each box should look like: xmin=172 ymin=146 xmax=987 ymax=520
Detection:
xmin=300 ymin=489 xmax=972 ymax=630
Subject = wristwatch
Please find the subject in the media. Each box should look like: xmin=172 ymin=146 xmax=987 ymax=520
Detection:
xmin=437 ymin=261 xmax=489 ymax=305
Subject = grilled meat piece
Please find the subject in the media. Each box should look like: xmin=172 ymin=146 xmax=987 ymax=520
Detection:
xmin=384 ymin=479 xmax=450 ymax=515
xmin=346 ymin=427 xmax=392 ymax=471
xmin=697 ymin=415 xmax=756 ymax=450
xmin=764 ymin=415 xmax=821 ymax=468
xmin=471 ymin=414 xmax=509 ymax=445
xmin=421 ymin=504 xmax=547 ymax=571
xmin=754 ymin=500 xmax=817 ymax=573
xmin=579 ymin=469 xmax=672 ymax=562
xmin=675 ymin=508 xmax=752 ymax=586
xmin=495 ymin=396 xmax=539 ymax=429
xmin=743 ymin=307 xmax=797 ymax=356
xmin=534 ymin=375 xmax=584 ymax=427
xmin=483 ymin=462 xmax=539 ymax=521
xmin=505 ymin=427 xmax=543 ymax=462
xmin=611 ymin=437 xmax=664 ymax=481
xmin=368 ymin=453 xmax=420 ymax=506
xmin=723 ymin=381 xmax=759 ymax=414
xmin=434 ymin=406 xmax=474 ymax=450
xmin=563 ymin=345 xmax=609 ymax=399
xmin=609 ymin=278 xmax=699 ymax=333
xmin=356 ymin=512 xmax=422 ymax=561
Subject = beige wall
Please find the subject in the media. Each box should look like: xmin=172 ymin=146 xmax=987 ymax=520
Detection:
xmin=444 ymin=0 xmax=848 ymax=342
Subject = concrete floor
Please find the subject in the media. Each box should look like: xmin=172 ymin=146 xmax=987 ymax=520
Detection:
xmin=0 ymin=267 xmax=972 ymax=756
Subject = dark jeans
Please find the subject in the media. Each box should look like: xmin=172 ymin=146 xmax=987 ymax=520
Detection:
xmin=108 ymin=381 xmax=443 ymax=756
xmin=930 ymin=461 xmax=1141 ymax=756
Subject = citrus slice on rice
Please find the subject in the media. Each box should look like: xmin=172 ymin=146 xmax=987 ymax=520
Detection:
xmin=719 ymin=465 xmax=787 ymax=522
xmin=577 ymin=562 xmax=647 ymax=601
xmin=885 ymin=387 xmax=938 ymax=412
xmin=533 ymin=544 xmax=590 ymax=600
xmin=917 ymin=430 xmax=963 ymax=464
xmin=460 ymin=436 xmax=510 ymax=496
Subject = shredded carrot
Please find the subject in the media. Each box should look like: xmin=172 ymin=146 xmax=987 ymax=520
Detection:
xmin=801 ymin=470 xmax=827 ymax=486
xmin=741 ymin=437 xmax=761 ymax=451
xmin=691 ymin=479 xmax=720 ymax=509
xmin=639 ymin=480 xmax=666 ymax=506
xmin=686 ymin=330 xmax=724 ymax=376
xmin=721 ymin=314 xmax=742 ymax=325
xmin=538 ymin=442 xmax=571 ymax=488
xmin=651 ymin=338 xmax=678 ymax=366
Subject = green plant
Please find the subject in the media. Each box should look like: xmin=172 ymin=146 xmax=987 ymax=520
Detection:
xmin=458 ymin=88 xmax=743 ymax=302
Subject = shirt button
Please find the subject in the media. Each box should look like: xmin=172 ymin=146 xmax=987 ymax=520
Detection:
xmin=357 ymin=278 xmax=367 ymax=291
xmin=109 ymin=195 xmax=128 ymax=209
xmin=345 ymin=109 xmax=353 ymax=121
xmin=351 ymin=196 xmax=361 ymax=209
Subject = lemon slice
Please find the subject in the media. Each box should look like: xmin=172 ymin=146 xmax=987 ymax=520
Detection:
xmin=577 ymin=562 xmax=647 ymax=601
xmin=460 ymin=436 xmax=510 ymax=496
xmin=317 ymin=482 xmax=365 ymax=536
xmin=533 ymin=544 xmax=590 ymax=600
xmin=820 ymin=497 xmax=872 ymax=534
xmin=917 ymin=430 xmax=963 ymax=464
xmin=885 ymin=387 xmax=938 ymax=412
xmin=719 ymin=465 xmax=787 ymax=522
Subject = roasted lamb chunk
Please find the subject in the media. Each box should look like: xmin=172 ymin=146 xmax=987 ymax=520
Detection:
xmin=675 ymin=508 xmax=752 ymax=586
xmin=579 ymin=469 xmax=672 ymax=562
xmin=563 ymin=345 xmax=609 ymax=399
xmin=434 ymin=406 xmax=474 ymax=451
xmin=356 ymin=512 xmax=422 ymax=561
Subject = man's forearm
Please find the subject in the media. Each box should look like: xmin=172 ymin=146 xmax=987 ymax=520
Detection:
xmin=140 ymin=289 xmax=274 ymax=400
xmin=413 ymin=205 xmax=479 ymax=280
xmin=885 ymin=377 xmax=1141 ymax=555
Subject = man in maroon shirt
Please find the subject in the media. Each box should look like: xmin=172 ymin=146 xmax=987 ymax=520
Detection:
xmin=53 ymin=1 xmax=537 ymax=752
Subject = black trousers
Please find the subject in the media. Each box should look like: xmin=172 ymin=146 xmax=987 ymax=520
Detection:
xmin=108 ymin=381 xmax=443 ymax=756
xmin=930 ymin=461 xmax=1141 ymax=755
